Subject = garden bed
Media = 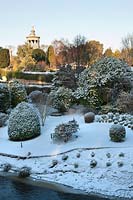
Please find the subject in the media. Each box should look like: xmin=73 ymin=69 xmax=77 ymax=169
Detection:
xmin=0 ymin=114 xmax=133 ymax=199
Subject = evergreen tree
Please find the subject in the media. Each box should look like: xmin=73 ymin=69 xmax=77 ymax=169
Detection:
xmin=16 ymin=43 xmax=35 ymax=70
xmin=0 ymin=48 xmax=10 ymax=68
xmin=32 ymin=48 xmax=46 ymax=62
xmin=47 ymin=45 xmax=56 ymax=67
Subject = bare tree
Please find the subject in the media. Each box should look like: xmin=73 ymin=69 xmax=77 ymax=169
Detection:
xmin=73 ymin=35 xmax=86 ymax=66
xmin=121 ymin=33 xmax=133 ymax=65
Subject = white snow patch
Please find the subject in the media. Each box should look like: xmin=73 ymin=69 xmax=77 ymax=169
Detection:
xmin=0 ymin=114 xmax=133 ymax=199
xmin=22 ymin=71 xmax=56 ymax=75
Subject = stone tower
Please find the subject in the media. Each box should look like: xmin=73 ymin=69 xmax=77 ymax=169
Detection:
xmin=26 ymin=26 xmax=40 ymax=49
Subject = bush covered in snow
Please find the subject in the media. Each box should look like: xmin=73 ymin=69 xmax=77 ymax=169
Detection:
xmin=0 ymin=83 xmax=10 ymax=113
xmin=9 ymin=80 xmax=28 ymax=108
xmin=90 ymin=159 xmax=97 ymax=168
xmin=2 ymin=163 xmax=12 ymax=172
xmin=84 ymin=112 xmax=95 ymax=123
xmin=49 ymin=86 xmax=73 ymax=112
xmin=8 ymin=102 xmax=41 ymax=141
xmin=109 ymin=124 xmax=126 ymax=142
xmin=51 ymin=119 xmax=79 ymax=142
xmin=18 ymin=166 xmax=31 ymax=178
xmin=74 ymin=57 xmax=132 ymax=110
xmin=116 ymin=91 xmax=133 ymax=114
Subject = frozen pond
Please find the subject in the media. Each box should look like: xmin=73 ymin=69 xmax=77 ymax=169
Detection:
xmin=0 ymin=176 xmax=109 ymax=200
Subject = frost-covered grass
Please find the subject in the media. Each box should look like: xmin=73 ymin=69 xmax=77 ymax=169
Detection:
xmin=0 ymin=114 xmax=133 ymax=199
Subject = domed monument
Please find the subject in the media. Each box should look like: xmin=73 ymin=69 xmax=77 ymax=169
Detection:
xmin=26 ymin=26 xmax=40 ymax=49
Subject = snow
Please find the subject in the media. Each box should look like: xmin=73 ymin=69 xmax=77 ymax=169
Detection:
xmin=0 ymin=114 xmax=133 ymax=199
xmin=26 ymin=84 xmax=52 ymax=88
xmin=23 ymin=71 xmax=56 ymax=75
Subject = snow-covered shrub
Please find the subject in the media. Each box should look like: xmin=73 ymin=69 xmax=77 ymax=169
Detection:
xmin=76 ymin=153 xmax=81 ymax=158
xmin=74 ymin=86 xmax=101 ymax=109
xmin=117 ymin=161 xmax=124 ymax=167
xmin=90 ymin=160 xmax=97 ymax=168
xmin=106 ymin=162 xmax=112 ymax=167
xmin=116 ymin=91 xmax=133 ymax=114
xmin=84 ymin=112 xmax=95 ymax=123
xmin=49 ymin=86 xmax=73 ymax=112
xmin=62 ymin=154 xmax=68 ymax=161
xmin=28 ymin=90 xmax=48 ymax=126
xmin=9 ymin=80 xmax=28 ymax=108
xmin=119 ymin=152 xmax=125 ymax=157
xmin=91 ymin=152 xmax=95 ymax=157
xmin=0 ymin=112 xmax=8 ymax=127
xmin=0 ymin=83 xmax=10 ymax=113
xmin=51 ymin=119 xmax=79 ymax=142
xmin=18 ymin=166 xmax=31 ymax=178
xmin=49 ymin=160 xmax=58 ymax=168
xmin=74 ymin=163 xmax=79 ymax=168
xmin=109 ymin=124 xmax=126 ymax=142
xmin=8 ymin=102 xmax=41 ymax=141
xmin=106 ymin=152 xmax=111 ymax=158
xmin=74 ymin=57 xmax=132 ymax=109
xmin=2 ymin=163 xmax=12 ymax=172
xmin=100 ymin=104 xmax=120 ymax=114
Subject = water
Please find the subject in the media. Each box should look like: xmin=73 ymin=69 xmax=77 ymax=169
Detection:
xmin=0 ymin=176 xmax=109 ymax=200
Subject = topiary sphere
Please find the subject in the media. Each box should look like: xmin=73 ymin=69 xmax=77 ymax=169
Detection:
xmin=8 ymin=102 xmax=41 ymax=141
xmin=9 ymin=80 xmax=28 ymax=108
xmin=0 ymin=83 xmax=10 ymax=113
xmin=84 ymin=112 xmax=95 ymax=123
xmin=109 ymin=124 xmax=126 ymax=142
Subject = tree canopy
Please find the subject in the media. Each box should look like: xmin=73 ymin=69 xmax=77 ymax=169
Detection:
xmin=32 ymin=48 xmax=46 ymax=62
xmin=47 ymin=45 xmax=56 ymax=67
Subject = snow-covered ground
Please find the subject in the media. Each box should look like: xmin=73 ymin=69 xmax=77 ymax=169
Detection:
xmin=0 ymin=114 xmax=133 ymax=199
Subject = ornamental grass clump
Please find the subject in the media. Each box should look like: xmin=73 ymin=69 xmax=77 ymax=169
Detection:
xmin=28 ymin=90 xmax=48 ymax=126
xmin=51 ymin=119 xmax=79 ymax=142
xmin=109 ymin=124 xmax=126 ymax=142
xmin=8 ymin=102 xmax=41 ymax=141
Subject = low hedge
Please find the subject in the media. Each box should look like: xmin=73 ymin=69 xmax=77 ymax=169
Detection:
xmin=0 ymin=69 xmax=54 ymax=83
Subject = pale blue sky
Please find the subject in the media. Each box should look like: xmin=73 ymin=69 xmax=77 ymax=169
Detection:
xmin=0 ymin=0 xmax=133 ymax=51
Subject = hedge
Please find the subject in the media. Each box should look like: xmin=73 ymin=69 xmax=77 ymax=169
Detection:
xmin=0 ymin=69 xmax=54 ymax=83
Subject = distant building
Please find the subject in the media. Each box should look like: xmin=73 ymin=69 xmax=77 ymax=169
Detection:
xmin=26 ymin=26 xmax=40 ymax=49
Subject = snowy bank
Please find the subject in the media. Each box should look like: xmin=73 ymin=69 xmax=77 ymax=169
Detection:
xmin=0 ymin=114 xmax=133 ymax=199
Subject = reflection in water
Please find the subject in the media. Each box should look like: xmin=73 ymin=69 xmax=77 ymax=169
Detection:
xmin=0 ymin=176 xmax=108 ymax=200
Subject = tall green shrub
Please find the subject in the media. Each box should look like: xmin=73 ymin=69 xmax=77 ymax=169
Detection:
xmin=0 ymin=48 xmax=10 ymax=68
xmin=9 ymin=80 xmax=28 ymax=108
